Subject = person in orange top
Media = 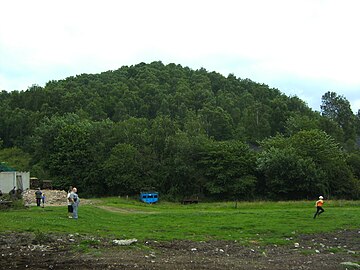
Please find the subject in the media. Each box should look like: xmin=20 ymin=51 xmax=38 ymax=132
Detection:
xmin=313 ymin=196 xmax=325 ymax=219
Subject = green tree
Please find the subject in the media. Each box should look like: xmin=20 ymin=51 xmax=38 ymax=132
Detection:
xmin=269 ymin=96 xmax=289 ymax=135
xmin=321 ymin=91 xmax=356 ymax=146
xmin=285 ymin=115 xmax=320 ymax=136
xmin=47 ymin=121 xmax=94 ymax=190
xmin=103 ymin=143 xmax=142 ymax=195
xmin=199 ymin=106 xmax=234 ymax=140
xmin=197 ymin=140 xmax=257 ymax=200
xmin=149 ymin=115 xmax=177 ymax=161
xmin=240 ymin=102 xmax=271 ymax=142
xmin=160 ymin=131 xmax=203 ymax=199
xmin=29 ymin=114 xmax=108 ymax=194
xmin=0 ymin=147 xmax=31 ymax=171
xmin=355 ymin=110 xmax=360 ymax=137
xmin=346 ymin=152 xmax=360 ymax=182
xmin=257 ymin=145 xmax=322 ymax=199
xmin=112 ymin=117 xmax=150 ymax=148
xmin=258 ymin=130 xmax=357 ymax=199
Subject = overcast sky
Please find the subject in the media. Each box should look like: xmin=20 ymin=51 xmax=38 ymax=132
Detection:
xmin=1 ymin=0 xmax=359 ymax=113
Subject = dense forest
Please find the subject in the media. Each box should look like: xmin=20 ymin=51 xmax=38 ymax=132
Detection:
xmin=1 ymin=61 xmax=360 ymax=200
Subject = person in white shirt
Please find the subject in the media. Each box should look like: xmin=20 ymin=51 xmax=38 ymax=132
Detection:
xmin=67 ymin=186 xmax=73 ymax=218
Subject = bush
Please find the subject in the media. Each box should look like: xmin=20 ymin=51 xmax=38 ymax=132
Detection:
xmin=0 ymin=193 xmax=26 ymax=210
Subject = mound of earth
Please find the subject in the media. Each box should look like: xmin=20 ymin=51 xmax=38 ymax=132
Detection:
xmin=22 ymin=189 xmax=91 ymax=207
xmin=22 ymin=189 xmax=68 ymax=206
xmin=0 ymin=229 xmax=358 ymax=269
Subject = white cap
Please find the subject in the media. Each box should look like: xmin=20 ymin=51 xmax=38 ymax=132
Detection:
xmin=319 ymin=196 xmax=323 ymax=199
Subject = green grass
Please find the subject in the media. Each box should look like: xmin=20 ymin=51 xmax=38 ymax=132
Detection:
xmin=1 ymin=199 xmax=359 ymax=245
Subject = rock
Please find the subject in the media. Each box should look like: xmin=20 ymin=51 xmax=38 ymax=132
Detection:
xmin=340 ymin=262 xmax=360 ymax=268
xmin=112 ymin=239 xmax=138 ymax=246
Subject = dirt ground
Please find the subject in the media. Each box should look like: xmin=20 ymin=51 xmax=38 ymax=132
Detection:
xmin=0 ymin=229 xmax=359 ymax=270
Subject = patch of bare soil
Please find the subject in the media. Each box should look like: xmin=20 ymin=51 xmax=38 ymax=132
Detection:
xmin=96 ymin=205 xmax=157 ymax=214
xmin=0 ymin=230 xmax=358 ymax=269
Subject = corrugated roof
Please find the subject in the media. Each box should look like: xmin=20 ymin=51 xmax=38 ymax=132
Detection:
xmin=0 ymin=163 xmax=16 ymax=172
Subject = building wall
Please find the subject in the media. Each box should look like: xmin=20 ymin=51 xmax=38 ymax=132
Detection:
xmin=0 ymin=172 xmax=30 ymax=193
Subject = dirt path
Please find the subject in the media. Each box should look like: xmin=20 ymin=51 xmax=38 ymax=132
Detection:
xmin=0 ymin=230 xmax=358 ymax=269
xmin=96 ymin=205 xmax=157 ymax=214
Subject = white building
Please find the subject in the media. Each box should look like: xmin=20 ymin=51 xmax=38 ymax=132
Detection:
xmin=0 ymin=171 xmax=30 ymax=193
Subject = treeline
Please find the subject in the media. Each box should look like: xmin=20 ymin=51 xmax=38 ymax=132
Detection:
xmin=1 ymin=61 xmax=360 ymax=200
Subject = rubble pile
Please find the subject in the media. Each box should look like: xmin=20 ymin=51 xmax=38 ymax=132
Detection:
xmin=22 ymin=189 xmax=67 ymax=206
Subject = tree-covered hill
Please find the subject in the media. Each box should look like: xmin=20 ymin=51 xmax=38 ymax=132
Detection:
xmin=1 ymin=61 xmax=359 ymax=200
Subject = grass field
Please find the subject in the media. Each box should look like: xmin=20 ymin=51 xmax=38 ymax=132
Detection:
xmin=1 ymin=198 xmax=359 ymax=245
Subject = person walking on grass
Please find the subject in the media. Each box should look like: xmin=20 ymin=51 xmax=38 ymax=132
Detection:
xmin=35 ymin=188 xmax=42 ymax=207
xmin=313 ymin=196 xmax=325 ymax=219
xmin=41 ymin=193 xmax=46 ymax=208
xmin=69 ymin=187 xmax=80 ymax=219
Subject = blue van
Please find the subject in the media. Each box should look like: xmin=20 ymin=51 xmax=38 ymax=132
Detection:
xmin=140 ymin=190 xmax=159 ymax=204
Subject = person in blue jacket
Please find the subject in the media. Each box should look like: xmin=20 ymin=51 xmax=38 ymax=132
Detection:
xmin=69 ymin=187 xmax=80 ymax=219
xmin=41 ymin=193 xmax=46 ymax=208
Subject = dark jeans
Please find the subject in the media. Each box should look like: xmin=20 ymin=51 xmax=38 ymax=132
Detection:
xmin=36 ymin=198 xmax=41 ymax=206
xmin=314 ymin=206 xmax=324 ymax=218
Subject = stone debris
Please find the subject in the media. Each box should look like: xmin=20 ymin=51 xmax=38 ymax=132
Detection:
xmin=112 ymin=239 xmax=138 ymax=246
xmin=22 ymin=189 xmax=68 ymax=206
xmin=340 ymin=262 xmax=360 ymax=268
